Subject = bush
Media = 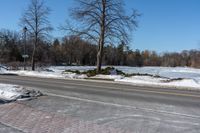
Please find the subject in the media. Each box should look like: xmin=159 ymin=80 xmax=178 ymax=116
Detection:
xmin=63 ymin=67 xmax=126 ymax=77
xmin=63 ymin=70 xmax=81 ymax=74
xmin=83 ymin=67 xmax=125 ymax=77
xmin=82 ymin=69 xmax=97 ymax=77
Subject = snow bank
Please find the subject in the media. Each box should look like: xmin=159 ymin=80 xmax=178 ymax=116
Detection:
xmin=62 ymin=72 xmax=87 ymax=79
xmin=112 ymin=66 xmax=200 ymax=89
xmin=92 ymin=74 xmax=124 ymax=80
xmin=115 ymin=76 xmax=200 ymax=89
xmin=0 ymin=84 xmax=22 ymax=101
xmin=9 ymin=70 xmax=64 ymax=79
xmin=0 ymin=83 xmax=42 ymax=101
xmin=49 ymin=66 xmax=95 ymax=72
xmin=0 ymin=65 xmax=8 ymax=74
xmin=5 ymin=69 xmax=87 ymax=79
xmin=1 ymin=66 xmax=200 ymax=89
xmin=115 ymin=66 xmax=200 ymax=81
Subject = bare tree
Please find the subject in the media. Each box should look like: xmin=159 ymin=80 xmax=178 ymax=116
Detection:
xmin=20 ymin=0 xmax=52 ymax=70
xmin=63 ymin=0 xmax=139 ymax=73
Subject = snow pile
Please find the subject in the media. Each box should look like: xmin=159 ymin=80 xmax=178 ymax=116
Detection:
xmin=0 ymin=65 xmax=8 ymax=74
xmin=0 ymin=83 xmax=42 ymax=101
xmin=9 ymin=70 xmax=64 ymax=79
xmin=92 ymin=74 xmax=124 ymax=80
xmin=62 ymin=71 xmax=87 ymax=79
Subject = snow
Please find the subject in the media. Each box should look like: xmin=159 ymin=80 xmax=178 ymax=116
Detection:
xmin=115 ymin=66 xmax=200 ymax=80
xmin=62 ymin=71 xmax=87 ymax=79
xmin=113 ymin=66 xmax=200 ymax=89
xmin=0 ymin=84 xmax=23 ymax=101
xmin=4 ymin=69 xmax=87 ymax=79
xmin=0 ymin=83 xmax=42 ymax=101
xmin=49 ymin=66 xmax=96 ymax=73
xmin=115 ymin=76 xmax=200 ymax=89
xmin=49 ymin=66 xmax=200 ymax=89
xmin=1 ymin=66 xmax=200 ymax=89
xmin=92 ymin=74 xmax=124 ymax=80
xmin=0 ymin=65 xmax=7 ymax=74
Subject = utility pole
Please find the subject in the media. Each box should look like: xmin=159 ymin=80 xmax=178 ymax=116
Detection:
xmin=23 ymin=27 xmax=28 ymax=70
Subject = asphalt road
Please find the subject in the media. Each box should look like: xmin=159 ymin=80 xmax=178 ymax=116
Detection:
xmin=0 ymin=75 xmax=200 ymax=132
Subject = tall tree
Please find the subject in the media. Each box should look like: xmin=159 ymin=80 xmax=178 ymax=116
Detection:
xmin=50 ymin=39 xmax=62 ymax=65
xmin=20 ymin=0 xmax=52 ymax=70
xmin=64 ymin=0 xmax=139 ymax=73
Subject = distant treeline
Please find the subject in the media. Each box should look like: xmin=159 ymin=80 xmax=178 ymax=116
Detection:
xmin=0 ymin=29 xmax=200 ymax=68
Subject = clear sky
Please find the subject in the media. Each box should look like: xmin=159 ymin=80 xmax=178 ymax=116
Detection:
xmin=0 ymin=0 xmax=200 ymax=52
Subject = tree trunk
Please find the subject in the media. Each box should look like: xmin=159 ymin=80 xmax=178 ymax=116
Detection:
xmin=31 ymin=43 xmax=36 ymax=71
xmin=31 ymin=37 xmax=37 ymax=71
xmin=96 ymin=0 xmax=106 ymax=73
xmin=96 ymin=54 xmax=101 ymax=73
xmin=97 ymin=43 xmax=103 ymax=73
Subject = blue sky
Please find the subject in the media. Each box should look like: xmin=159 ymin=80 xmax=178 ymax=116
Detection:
xmin=0 ymin=0 xmax=200 ymax=52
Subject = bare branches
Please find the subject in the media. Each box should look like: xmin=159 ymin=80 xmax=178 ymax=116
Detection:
xmin=64 ymin=0 xmax=139 ymax=45
xmin=62 ymin=0 xmax=139 ymax=72
xmin=20 ymin=0 xmax=52 ymax=41
xmin=20 ymin=0 xmax=52 ymax=70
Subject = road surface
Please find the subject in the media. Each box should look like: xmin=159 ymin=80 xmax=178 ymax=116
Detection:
xmin=0 ymin=75 xmax=200 ymax=132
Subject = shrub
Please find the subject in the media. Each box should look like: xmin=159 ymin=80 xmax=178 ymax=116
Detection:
xmin=63 ymin=67 xmax=126 ymax=77
xmin=63 ymin=70 xmax=81 ymax=74
xmin=83 ymin=67 xmax=125 ymax=77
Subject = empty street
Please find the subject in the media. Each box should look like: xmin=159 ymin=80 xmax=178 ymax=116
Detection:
xmin=0 ymin=75 xmax=200 ymax=132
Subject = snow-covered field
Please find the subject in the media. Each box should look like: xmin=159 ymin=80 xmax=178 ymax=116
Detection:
xmin=115 ymin=66 xmax=200 ymax=89
xmin=1 ymin=66 xmax=200 ymax=89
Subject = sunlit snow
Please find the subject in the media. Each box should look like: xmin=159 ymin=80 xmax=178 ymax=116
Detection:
xmin=1 ymin=66 xmax=200 ymax=89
